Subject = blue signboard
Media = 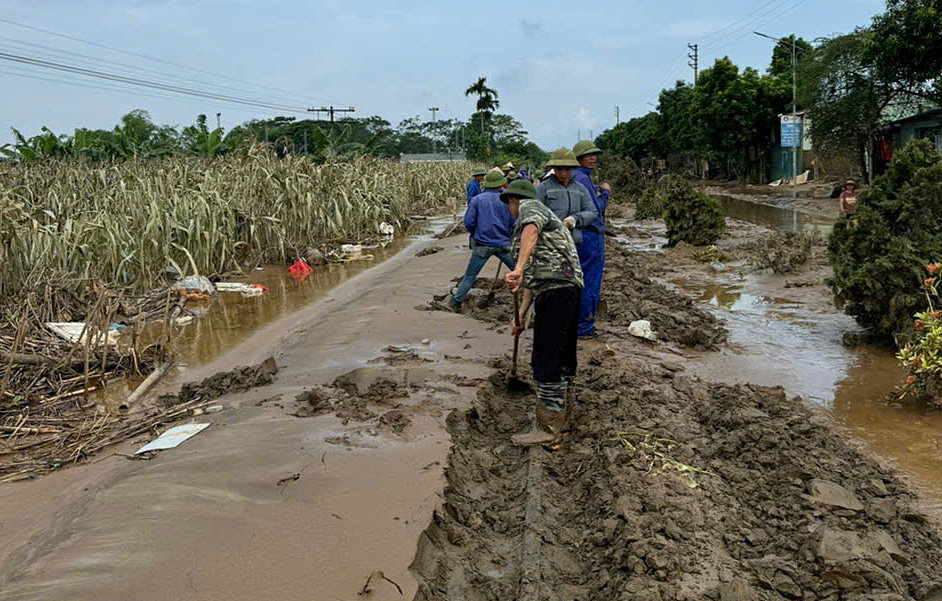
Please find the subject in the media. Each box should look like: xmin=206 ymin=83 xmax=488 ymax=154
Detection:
xmin=781 ymin=115 xmax=801 ymax=148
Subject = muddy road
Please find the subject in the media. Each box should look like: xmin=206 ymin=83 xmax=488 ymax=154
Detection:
xmin=1 ymin=203 xmax=942 ymax=601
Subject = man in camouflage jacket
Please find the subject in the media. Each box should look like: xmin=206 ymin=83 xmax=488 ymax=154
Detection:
xmin=501 ymin=178 xmax=584 ymax=446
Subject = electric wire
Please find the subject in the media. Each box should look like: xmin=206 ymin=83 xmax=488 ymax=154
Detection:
xmin=0 ymin=16 xmax=340 ymax=106
xmin=0 ymin=50 xmax=312 ymax=115
xmin=0 ymin=35 xmax=312 ymax=108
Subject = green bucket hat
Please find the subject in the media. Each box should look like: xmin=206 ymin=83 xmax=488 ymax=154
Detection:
xmin=482 ymin=170 xmax=505 ymax=189
xmin=500 ymin=178 xmax=537 ymax=203
xmin=544 ymin=147 xmax=581 ymax=168
xmin=506 ymin=171 xmax=518 ymax=181
xmin=573 ymin=140 xmax=602 ymax=158
xmin=472 ymin=167 xmax=487 ymax=177
xmin=533 ymin=169 xmax=544 ymax=179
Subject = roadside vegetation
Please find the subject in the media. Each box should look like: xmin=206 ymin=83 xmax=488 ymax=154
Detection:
xmin=827 ymin=139 xmax=942 ymax=344
xmin=897 ymin=264 xmax=942 ymax=408
xmin=0 ymin=150 xmax=469 ymax=302
xmin=663 ymin=179 xmax=725 ymax=247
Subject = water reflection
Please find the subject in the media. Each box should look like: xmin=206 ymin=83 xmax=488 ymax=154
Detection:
xmin=713 ymin=194 xmax=834 ymax=236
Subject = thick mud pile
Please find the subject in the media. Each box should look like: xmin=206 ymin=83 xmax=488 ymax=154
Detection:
xmin=412 ymin=352 xmax=942 ymax=600
xmin=426 ymin=242 xmax=727 ymax=350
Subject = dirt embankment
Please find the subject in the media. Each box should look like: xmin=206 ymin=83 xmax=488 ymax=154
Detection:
xmin=412 ymin=350 xmax=942 ymax=601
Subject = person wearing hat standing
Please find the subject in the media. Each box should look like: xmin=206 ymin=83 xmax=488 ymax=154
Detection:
xmin=502 ymin=178 xmax=584 ymax=446
xmin=466 ymin=168 xmax=487 ymax=204
xmin=445 ymin=170 xmax=516 ymax=311
xmin=536 ymin=148 xmax=598 ymax=247
xmin=502 ymin=161 xmax=515 ymax=176
xmin=571 ymin=140 xmax=611 ymax=338
xmin=839 ymin=179 xmax=858 ymax=219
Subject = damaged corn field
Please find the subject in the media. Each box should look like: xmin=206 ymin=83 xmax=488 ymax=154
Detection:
xmin=0 ymin=151 xmax=470 ymax=480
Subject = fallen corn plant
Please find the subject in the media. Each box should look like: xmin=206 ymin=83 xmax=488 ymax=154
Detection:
xmin=619 ymin=434 xmax=717 ymax=489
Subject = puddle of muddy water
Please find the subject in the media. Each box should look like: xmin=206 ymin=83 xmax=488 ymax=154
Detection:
xmin=712 ymin=193 xmax=834 ymax=236
xmin=93 ymin=215 xmax=462 ymax=408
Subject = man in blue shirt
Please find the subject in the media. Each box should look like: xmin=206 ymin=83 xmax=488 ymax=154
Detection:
xmin=446 ymin=170 xmax=516 ymax=310
xmin=571 ymin=140 xmax=611 ymax=339
xmin=466 ymin=168 xmax=486 ymax=203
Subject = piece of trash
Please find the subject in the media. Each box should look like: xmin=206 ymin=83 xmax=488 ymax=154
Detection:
xmin=421 ymin=338 xmax=431 ymax=345
xmin=628 ymin=320 xmax=658 ymax=341
xmin=288 ymin=259 xmax=311 ymax=282
xmin=359 ymin=570 xmax=403 ymax=597
xmin=172 ymin=275 xmax=217 ymax=297
xmin=341 ymin=244 xmax=364 ymax=258
xmin=215 ymin=282 xmax=269 ymax=297
xmin=383 ymin=345 xmax=413 ymax=353
xmin=379 ymin=222 xmax=395 ymax=236
xmin=46 ymin=322 xmax=122 ymax=345
xmin=174 ymin=315 xmax=194 ymax=326
xmin=135 ymin=423 xmax=210 ymax=454
xmin=204 ymin=404 xmax=224 ymax=414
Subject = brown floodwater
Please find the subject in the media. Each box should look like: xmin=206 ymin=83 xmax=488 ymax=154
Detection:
xmin=95 ymin=217 xmax=457 ymax=406
xmin=668 ymin=196 xmax=942 ymax=503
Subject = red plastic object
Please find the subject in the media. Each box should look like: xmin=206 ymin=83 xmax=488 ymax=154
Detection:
xmin=288 ymin=260 xmax=311 ymax=282
xmin=251 ymin=284 xmax=269 ymax=294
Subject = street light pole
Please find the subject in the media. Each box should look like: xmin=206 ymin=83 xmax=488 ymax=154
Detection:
xmin=755 ymin=31 xmax=798 ymax=196
xmin=428 ymin=107 xmax=439 ymax=153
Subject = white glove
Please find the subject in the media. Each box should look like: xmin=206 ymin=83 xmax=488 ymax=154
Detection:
xmin=564 ymin=216 xmax=576 ymax=230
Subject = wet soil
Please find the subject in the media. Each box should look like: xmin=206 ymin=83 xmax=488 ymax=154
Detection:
xmin=425 ymin=241 xmax=728 ymax=351
xmin=414 ymin=348 xmax=942 ymax=600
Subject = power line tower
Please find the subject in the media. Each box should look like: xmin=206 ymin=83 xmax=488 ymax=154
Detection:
xmin=307 ymin=105 xmax=356 ymax=122
xmin=687 ymin=43 xmax=699 ymax=87
xmin=614 ymin=105 xmax=620 ymax=125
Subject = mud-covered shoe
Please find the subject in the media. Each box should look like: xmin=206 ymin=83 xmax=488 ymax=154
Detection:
xmin=431 ymin=299 xmax=460 ymax=313
xmin=512 ymin=427 xmax=558 ymax=446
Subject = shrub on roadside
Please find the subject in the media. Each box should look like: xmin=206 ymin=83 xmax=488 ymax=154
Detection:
xmin=634 ymin=187 xmax=665 ymax=220
xmin=597 ymin=152 xmax=644 ymax=201
xmin=663 ymin=179 xmax=725 ymax=247
xmin=896 ymin=264 xmax=942 ymax=408
xmin=827 ymin=139 xmax=942 ymax=343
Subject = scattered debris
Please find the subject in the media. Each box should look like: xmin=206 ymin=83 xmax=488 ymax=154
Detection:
xmin=45 ymin=322 xmax=123 ymax=346
xmin=628 ymin=319 xmax=658 ymax=341
xmin=135 ymin=423 xmax=211 ymax=455
xmin=415 ymin=246 xmax=444 ymax=257
xmin=359 ymin=570 xmax=403 ymax=597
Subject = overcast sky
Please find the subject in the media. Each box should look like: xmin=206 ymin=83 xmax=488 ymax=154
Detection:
xmin=1 ymin=0 xmax=885 ymax=150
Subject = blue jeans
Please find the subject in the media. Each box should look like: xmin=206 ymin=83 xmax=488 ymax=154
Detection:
xmin=452 ymin=245 xmax=515 ymax=305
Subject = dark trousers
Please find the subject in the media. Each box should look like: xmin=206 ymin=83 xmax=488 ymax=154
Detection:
xmin=531 ymin=285 xmax=580 ymax=384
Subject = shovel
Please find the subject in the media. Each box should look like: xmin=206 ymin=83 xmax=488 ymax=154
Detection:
xmin=508 ymin=291 xmax=531 ymax=392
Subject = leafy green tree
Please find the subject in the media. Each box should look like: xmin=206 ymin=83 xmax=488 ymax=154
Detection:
xmin=827 ymin=139 xmax=942 ymax=343
xmin=180 ymin=114 xmax=227 ymax=157
xmin=868 ymin=0 xmax=942 ymax=104
xmin=767 ymin=35 xmax=813 ymax=85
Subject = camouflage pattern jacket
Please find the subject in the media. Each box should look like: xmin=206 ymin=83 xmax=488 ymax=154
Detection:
xmin=512 ymin=199 xmax=584 ymax=295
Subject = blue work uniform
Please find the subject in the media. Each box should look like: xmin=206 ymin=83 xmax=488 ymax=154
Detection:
xmin=572 ymin=166 xmax=609 ymax=336
xmin=466 ymin=179 xmax=482 ymax=203
xmin=450 ymin=189 xmax=516 ymax=306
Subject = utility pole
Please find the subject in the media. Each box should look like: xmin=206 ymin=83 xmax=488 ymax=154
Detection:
xmin=428 ymin=107 xmax=439 ymax=153
xmin=687 ymin=43 xmax=699 ymax=87
xmin=307 ymin=106 xmax=356 ymax=122
xmin=216 ymin=112 xmax=221 ymax=129
xmin=614 ymin=105 xmax=620 ymax=126
xmin=755 ymin=32 xmax=798 ymax=195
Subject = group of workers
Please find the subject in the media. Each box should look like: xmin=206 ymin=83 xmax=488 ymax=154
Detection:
xmin=444 ymin=141 xmax=611 ymax=446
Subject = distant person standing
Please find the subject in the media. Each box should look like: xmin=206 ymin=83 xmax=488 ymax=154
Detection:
xmin=444 ymin=170 xmax=515 ymax=311
xmin=839 ymin=179 xmax=858 ymax=219
xmin=571 ymin=140 xmax=611 ymax=338
xmin=536 ymin=148 xmax=597 ymax=247
xmin=466 ymin=168 xmax=486 ymax=203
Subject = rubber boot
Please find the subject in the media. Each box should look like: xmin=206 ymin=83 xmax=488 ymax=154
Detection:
xmin=512 ymin=401 xmax=562 ymax=446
